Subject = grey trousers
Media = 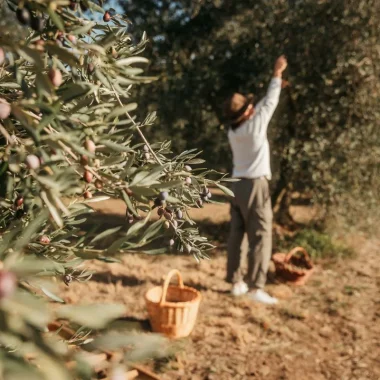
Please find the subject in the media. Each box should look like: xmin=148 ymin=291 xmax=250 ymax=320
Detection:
xmin=226 ymin=178 xmax=273 ymax=289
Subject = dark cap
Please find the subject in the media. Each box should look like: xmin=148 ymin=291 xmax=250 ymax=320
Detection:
xmin=223 ymin=93 xmax=254 ymax=124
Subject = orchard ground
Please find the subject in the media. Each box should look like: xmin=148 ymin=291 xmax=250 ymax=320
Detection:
xmin=60 ymin=193 xmax=380 ymax=380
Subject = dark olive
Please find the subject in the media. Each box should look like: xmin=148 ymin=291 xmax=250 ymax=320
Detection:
xmin=15 ymin=209 xmax=25 ymax=219
xmin=95 ymin=179 xmax=103 ymax=189
xmin=124 ymin=187 xmax=133 ymax=196
xmin=202 ymin=187 xmax=209 ymax=196
xmin=56 ymin=31 xmax=64 ymax=41
xmin=0 ymin=271 xmax=17 ymax=299
xmin=83 ymin=190 xmax=92 ymax=199
xmin=154 ymin=197 xmax=163 ymax=207
xmin=103 ymin=11 xmax=111 ymax=22
xmin=39 ymin=235 xmax=50 ymax=244
xmin=63 ymin=274 xmax=72 ymax=286
xmin=83 ymin=170 xmax=93 ymax=183
xmin=159 ymin=191 xmax=168 ymax=201
xmin=0 ymin=48 xmax=5 ymax=65
xmin=0 ymin=103 xmax=11 ymax=120
xmin=164 ymin=212 xmax=172 ymax=220
xmin=16 ymin=8 xmax=31 ymax=25
xmin=111 ymin=47 xmax=118 ymax=59
xmin=67 ymin=35 xmax=76 ymax=44
xmin=87 ymin=63 xmax=95 ymax=74
xmin=80 ymin=155 xmax=89 ymax=166
xmin=31 ymin=16 xmax=45 ymax=32
xmin=84 ymin=139 xmax=96 ymax=153
xmin=15 ymin=196 xmax=24 ymax=207
xmin=34 ymin=39 xmax=45 ymax=52
xmin=48 ymin=68 xmax=63 ymax=87
xmin=80 ymin=1 xmax=88 ymax=11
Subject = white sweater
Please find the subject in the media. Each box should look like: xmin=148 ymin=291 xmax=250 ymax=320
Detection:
xmin=228 ymin=77 xmax=282 ymax=179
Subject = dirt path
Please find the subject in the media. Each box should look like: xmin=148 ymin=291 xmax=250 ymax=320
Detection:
xmin=60 ymin=201 xmax=380 ymax=380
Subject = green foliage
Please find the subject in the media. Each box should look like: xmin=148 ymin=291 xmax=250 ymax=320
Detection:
xmin=123 ymin=0 xmax=380 ymax=219
xmin=277 ymin=228 xmax=354 ymax=260
xmin=0 ymin=0 xmax=225 ymax=377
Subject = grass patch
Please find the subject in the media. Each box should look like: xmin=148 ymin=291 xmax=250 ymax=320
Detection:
xmin=277 ymin=228 xmax=354 ymax=259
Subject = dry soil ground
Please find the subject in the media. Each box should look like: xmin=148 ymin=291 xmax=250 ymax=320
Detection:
xmin=59 ymin=198 xmax=380 ymax=380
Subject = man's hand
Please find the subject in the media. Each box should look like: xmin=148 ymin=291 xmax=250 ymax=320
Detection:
xmin=273 ymin=55 xmax=288 ymax=78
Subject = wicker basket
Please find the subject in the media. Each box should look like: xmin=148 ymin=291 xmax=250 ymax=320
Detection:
xmin=145 ymin=269 xmax=201 ymax=339
xmin=272 ymin=246 xmax=314 ymax=286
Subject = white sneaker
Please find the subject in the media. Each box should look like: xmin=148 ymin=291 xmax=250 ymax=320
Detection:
xmin=248 ymin=289 xmax=278 ymax=305
xmin=231 ymin=281 xmax=249 ymax=297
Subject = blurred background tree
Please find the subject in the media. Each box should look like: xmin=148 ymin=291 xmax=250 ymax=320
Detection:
xmin=123 ymin=0 xmax=380 ymax=228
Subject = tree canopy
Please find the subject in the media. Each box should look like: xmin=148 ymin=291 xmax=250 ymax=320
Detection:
xmin=123 ymin=0 xmax=380 ymax=223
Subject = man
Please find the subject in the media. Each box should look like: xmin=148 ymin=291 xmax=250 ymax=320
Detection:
xmin=223 ymin=55 xmax=288 ymax=304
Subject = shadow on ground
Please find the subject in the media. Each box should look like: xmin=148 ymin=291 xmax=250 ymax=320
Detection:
xmin=90 ymin=272 xmax=149 ymax=287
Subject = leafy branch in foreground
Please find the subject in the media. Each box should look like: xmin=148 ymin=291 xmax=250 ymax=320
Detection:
xmin=0 ymin=0 xmax=229 ymax=378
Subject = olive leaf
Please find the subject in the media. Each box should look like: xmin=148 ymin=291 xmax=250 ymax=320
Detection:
xmin=47 ymin=8 xmax=65 ymax=31
xmin=116 ymin=57 xmax=149 ymax=67
xmin=216 ymin=183 xmax=234 ymax=197
xmin=126 ymin=212 xmax=151 ymax=238
xmin=90 ymin=226 xmax=122 ymax=244
xmin=41 ymin=287 xmax=65 ymax=303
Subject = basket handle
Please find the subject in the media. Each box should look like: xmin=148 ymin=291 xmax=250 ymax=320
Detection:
xmin=284 ymin=246 xmax=310 ymax=263
xmin=160 ymin=269 xmax=184 ymax=306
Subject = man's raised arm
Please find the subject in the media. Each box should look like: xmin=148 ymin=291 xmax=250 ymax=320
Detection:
xmin=259 ymin=55 xmax=288 ymax=120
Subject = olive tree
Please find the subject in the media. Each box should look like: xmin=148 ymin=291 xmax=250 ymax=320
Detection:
xmin=123 ymin=0 xmax=380 ymax=228
xmin=0 ymin=0 xmax=230 ymax=378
